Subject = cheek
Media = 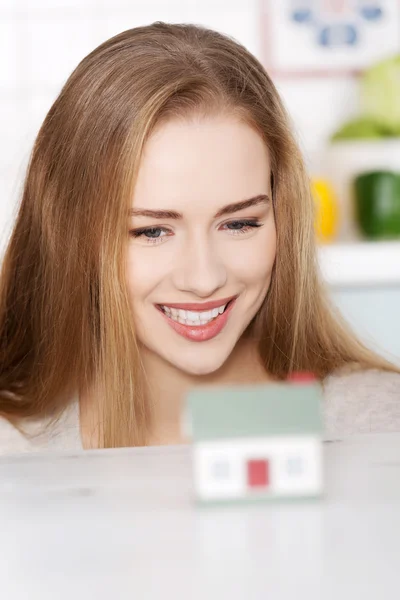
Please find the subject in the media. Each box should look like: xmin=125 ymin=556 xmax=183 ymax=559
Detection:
xmin=125 ymin=249 xmax=156 ymax=306
xmin=125 ymin=246 xmax=175 ymax=307
xmin=225 ymin=225 xmax=276 ymax=284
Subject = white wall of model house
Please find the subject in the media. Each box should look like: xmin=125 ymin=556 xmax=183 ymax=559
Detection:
xmin=0 ymin=0 xmax=399 ymax=363
xmin=194 ymin=436 xmax=323 ymax=502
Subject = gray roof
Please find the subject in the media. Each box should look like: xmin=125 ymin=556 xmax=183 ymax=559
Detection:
xmin=187 ymin=383 xmax=322 ymax=441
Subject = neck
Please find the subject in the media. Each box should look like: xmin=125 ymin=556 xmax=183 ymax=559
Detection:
xmin=142 ymin=337 xmax=271 ymax=446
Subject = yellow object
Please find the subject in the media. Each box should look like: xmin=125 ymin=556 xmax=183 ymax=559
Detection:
xmin=311 ymin=179 xmax=339 ymax=243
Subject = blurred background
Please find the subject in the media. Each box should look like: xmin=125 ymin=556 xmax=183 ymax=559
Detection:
xmin=1 ymin=0 xmax=399 ymax=364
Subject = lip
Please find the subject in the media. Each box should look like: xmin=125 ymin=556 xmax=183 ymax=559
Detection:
xmin=157 ymin=297 xmax=237 ymax=342
xmin=158 ymin=295 xmax=237 ymax=311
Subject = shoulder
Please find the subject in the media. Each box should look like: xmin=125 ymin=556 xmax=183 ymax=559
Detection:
xmin=322 ymin=368 xmax=400 ymax=437
xmin=0 ymin=400 xmax=81 ymax=456
xmin=0 ymin=415 xmax=34 ymax=455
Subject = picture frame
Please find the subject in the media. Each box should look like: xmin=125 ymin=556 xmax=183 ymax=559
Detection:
xmin=260 ymin=0 xmax=400 ymax=76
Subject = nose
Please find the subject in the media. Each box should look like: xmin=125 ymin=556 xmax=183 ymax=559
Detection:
xmin=172 ymin=234 xmax=227 ymax=298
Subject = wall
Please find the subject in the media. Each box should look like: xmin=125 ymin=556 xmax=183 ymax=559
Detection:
xmin=332 ymin=286 xmax=400 ymax=364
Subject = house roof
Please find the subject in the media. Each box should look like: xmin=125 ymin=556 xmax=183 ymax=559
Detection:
xmin=187 ymin=382 xmax=322 ymax=441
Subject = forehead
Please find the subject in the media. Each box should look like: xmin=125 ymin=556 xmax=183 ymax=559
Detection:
xmin=133 ymin=115 xmax=271 ymax=212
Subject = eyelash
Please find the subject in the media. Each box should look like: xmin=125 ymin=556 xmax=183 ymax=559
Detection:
xmin=129 ymin=219 xmax=263 ymax=245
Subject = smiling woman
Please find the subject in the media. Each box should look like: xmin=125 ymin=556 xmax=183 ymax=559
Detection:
xmin=0 ymin=22 xmax=399 ymax=452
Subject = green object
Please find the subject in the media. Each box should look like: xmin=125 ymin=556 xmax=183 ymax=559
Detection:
xmin=331 ymin=117 xmax=392 ymax=141
xmin=187 ymin=382 xmax=322 ymax=442
xmin=361 ymin=55 xmax=400 ymax=135
xmin=354 ymin=171 xmax=400 ymax=239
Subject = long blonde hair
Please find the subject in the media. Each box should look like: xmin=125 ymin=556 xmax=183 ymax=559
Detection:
xmin=0 ymin=22 xmax=396 ymax=447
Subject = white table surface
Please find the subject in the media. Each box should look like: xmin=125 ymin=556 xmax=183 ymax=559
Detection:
xmin=1 ymin=434 xmax=400 ymax=600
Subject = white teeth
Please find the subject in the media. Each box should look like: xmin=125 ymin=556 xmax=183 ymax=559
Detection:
xmin=200 ymin=309 xmax=213 ymax=321
xmin=186 ymin=310 xmax=200 ymax=322
xmin=159 ymin=302 xmax=229 ymax=326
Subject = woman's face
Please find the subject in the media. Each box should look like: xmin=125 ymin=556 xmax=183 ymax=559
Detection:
xmin=127 ymin=114 xmax=276 ymax=375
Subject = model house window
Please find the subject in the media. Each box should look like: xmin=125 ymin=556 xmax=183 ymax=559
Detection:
xmin=286 ymin=456 xmax=304 ymax=476
xmin=211 ymin=459 xmax=232 ymax=481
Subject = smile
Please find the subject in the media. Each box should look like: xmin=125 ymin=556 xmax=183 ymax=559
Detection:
xmin=159 ymin=303 xmax=227 ymax=325
xmin=156 ymin=296 xmax=237 ymax=342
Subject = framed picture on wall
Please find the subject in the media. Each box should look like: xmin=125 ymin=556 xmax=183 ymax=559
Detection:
xmin=261 ymin=0 xmax=400 ymax=76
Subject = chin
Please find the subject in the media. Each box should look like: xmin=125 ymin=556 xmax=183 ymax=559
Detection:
xmin=170 ymin=351 xmax=231 ymax=377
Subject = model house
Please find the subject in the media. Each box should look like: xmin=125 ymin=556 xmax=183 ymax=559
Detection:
xmin=187 ymin=377 xmax=323 ymax=503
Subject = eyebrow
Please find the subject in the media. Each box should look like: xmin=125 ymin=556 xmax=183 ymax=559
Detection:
xmin=128 ymin=194 xmax=270 ymax=220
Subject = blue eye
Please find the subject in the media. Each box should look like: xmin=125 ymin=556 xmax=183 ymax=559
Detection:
xmin=129 ymin=227 xmax=170 ymax=244
xmin=141 ymin=228 xmax=163 ymax=238
xmin=223 ymin=219 xmax=263 ymax=234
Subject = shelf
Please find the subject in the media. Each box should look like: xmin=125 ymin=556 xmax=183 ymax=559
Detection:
xmin=318 ymin=241 xmax=400 ymax=287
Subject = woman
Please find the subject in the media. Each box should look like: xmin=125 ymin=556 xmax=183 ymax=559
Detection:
xmin=0 ymin=23 xmax=399 ymax=453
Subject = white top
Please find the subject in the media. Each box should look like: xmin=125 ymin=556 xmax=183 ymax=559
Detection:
xmin=0 ymin=432 xmax=400 ymax=599
xmin=0 ymin=369 xmax=399 ymax=454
